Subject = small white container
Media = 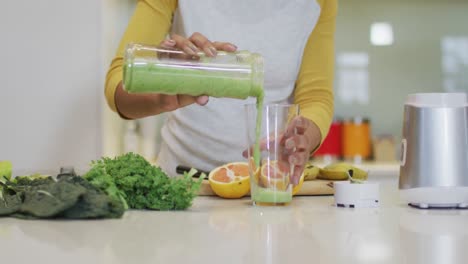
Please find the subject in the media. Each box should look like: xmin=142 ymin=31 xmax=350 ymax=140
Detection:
xmin=334 ymin=181 xmax=380 ymax=208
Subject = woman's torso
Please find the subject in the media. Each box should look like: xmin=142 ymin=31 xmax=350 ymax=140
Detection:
xmin=157 ymin=0 xmax=321 ymax=175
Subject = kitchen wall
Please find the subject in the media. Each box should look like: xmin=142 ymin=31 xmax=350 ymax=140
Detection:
xmin=0 ymin=0 xmax=156 ymax=171
xmin=101 ymin=0 xmax=166 ymax=161
xmin=102 ymin=0 xmax=135 ymax=157
xmin=334 ymin=0 xmax=468 ymax=138
xmin=0 ymin=0 xmax=103 ymax=173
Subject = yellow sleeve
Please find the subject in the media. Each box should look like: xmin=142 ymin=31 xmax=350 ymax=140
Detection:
xmin=105 ymin=0 xmax=178 ymax=113
xmin=294 ymin=0 xmax=337 ymax=144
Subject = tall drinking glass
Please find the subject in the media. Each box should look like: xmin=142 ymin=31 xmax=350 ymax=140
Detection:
xmin=245 ymin=103 xmax=299 ymax=206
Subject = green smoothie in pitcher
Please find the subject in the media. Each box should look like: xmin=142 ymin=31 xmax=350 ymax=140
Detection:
xmin=124 ymin=62 xmax=261 ymax=99
xmin=123 ymin=44 xmax=263 ymax=98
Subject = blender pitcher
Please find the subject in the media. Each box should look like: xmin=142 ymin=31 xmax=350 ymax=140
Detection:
xmin=122 ymin=43 xmax=264 ymax=99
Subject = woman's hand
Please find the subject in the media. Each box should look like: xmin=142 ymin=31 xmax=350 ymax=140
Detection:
xmin=242 ymin=116 xmax=322 ymax=186
xmin=115 ymin=82 xmax=210 ymax=119
xmin=164 ymin=32 xmax=237 ymax=57
xmin=114 ymin=32 xmax=238 ymax=119
xmin=281 ymin=116 xmax=322 ymax=185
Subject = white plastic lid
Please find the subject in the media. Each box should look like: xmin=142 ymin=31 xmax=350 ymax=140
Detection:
xmin=405 ymin=93 xmax=468 ymax=107
xmin=334 ymin=181 xmax=380 ymax=208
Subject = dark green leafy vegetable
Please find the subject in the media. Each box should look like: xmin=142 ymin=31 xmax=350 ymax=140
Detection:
xmin=0 ymin=187 xmax=22 ymax=216
xmin=84 ymin=152 xmax=205 ymax=210
xmin=0 ymin=171 xmax=125 ymax=219
xmin=61 ymin=176 xmax=125 ymax=219
xmin=82 ymin=163 xmax=128 ymax=210
xmin=14 ymin=175 xmax=55 ymax=187
xmin=20 ymin=179 xmax=87 ymax=217
xmin=0 ymin=160 xmax=13 ymax=211
xmin=0 ymin=161 xmax=12 ymax=179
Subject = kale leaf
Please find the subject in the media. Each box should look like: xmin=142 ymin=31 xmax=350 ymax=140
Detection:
xmin=0 ymin=160 xmax=15 ymax=214
xmin=84 ymin=153 xmax=204 ymax=210
xmin=20 ymin=179 xmax=87 ymax=218
xmin=0 ymin=187 xmax=22 ymax=216
xmin=61 ymin=176 xmax=125 ymax=219
xmin=0 ymin=172 xmax=125 ymax=219
xmin=0 ymin=161 xmax=12 ymax=179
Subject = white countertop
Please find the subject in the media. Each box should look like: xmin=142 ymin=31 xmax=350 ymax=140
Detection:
xmin=1 ymin=173 xmax=467 ymax=264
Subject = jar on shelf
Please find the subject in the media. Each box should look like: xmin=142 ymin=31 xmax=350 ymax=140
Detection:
xmin=313 ymin=118 xmax=343 ymax=161
xmin=342 ymin=117 xmax=372 ymax=162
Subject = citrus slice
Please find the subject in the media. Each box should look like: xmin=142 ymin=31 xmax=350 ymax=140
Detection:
xmin=292 ymin=173 xmax=305 ymax=196
xmin=209 ymin=162 xmax=250 ymax=199
xmin=260 ymin=160 xmax=290 ymax=191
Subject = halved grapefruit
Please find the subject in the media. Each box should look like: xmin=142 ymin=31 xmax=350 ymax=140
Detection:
xmin=260 ymin=160 xmax=290 ymax=191
xmin=209 ymin=162 xmax=250 ymax=199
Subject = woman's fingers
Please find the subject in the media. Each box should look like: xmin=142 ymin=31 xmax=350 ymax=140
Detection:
xmin=291 ymin=163 xmax=306 ymax=185
xmin=294 ymin=117 xmax=310 ymax=135
xmin=282 ymin=116 xmax=319 ymax=185
xmin=284 ymin=150 xmax=308 ymax=185
xmin=195 ymin=95 xmax=209 ymax=106
xmin=158 ymin=95 xmax=182 ymax=112
xmin=160 ymin=39 xmax=176 ymax=49
xmin=177 ymin=94 xmax=202 ymax=108
xmin=284 ymin=116 xmax=310 ymax=137
xmin=284 ymin=134 xmax=309 ymax=152
xmin=213 ymin=41 xmax=238 ymax=52
xmin=168 ymin=33 xmax=238 ymax=57
xmin=159 ymin=38 xmax=195 ymax=60
xmin=159 ymin=94 xmax=196 ymax=112
xmin=288 ymin=151 xmax=307 ymax=168
xmin=171 ymin=34 xmax=199 ymax=55
xmin=189 ymin=32 xmax=217 ymax=57
xmin=279 ymin=145 xmax=307 ymax=185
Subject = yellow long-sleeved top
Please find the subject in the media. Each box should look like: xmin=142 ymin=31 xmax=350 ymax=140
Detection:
xmin=105 ymin=0 xmax=336 ymax=173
